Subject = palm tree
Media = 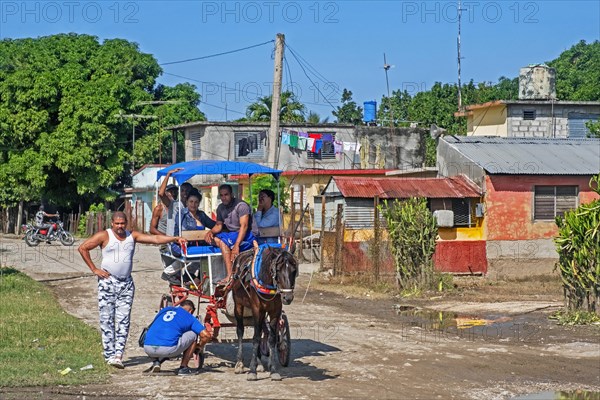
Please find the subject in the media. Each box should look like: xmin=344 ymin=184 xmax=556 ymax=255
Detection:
xmin=246 ymin=91 xmax=306 ymax=122
xmin=307 ymin=111 xmax=330 ymax=124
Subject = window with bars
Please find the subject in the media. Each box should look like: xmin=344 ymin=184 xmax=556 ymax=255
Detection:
xmin=452 ymin=198 xmax=473 ymax=226
xmin=523 ymin=110 xmax=536 ymax=120
xmin=190 ymin=130 xmax=202 ymax=159
xmin=307 ymin=132 xmax=336 ymax=160
xmin=534 ymin=186 xmax=578 ymax=220
xmin=429 ymin=198 xmax=476 ymax=227
xmin=235 ymin=131 xmax=267 ymax=159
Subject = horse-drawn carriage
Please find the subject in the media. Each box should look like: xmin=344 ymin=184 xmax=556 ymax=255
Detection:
xmin=155 ymin=161 xmax=298 ymax=380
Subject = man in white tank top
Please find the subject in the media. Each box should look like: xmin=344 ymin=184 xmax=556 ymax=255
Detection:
xmin=78 ymin=211 xmax=186 ymax=369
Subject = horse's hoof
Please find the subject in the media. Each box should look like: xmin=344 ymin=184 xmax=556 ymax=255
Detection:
xmin=247 ymin=372 xmax=258 ymax=381
xmin=234 ymin=362 xmax=244 ymax=374
xmin=256 ymin=364 xmax=265 ymax=373
xmin=270 ymin=372 xmax=282 ymax=381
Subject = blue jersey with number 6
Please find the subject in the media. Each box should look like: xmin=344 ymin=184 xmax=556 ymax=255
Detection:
xmin=144 ymin=306 xmax=205 ymax=347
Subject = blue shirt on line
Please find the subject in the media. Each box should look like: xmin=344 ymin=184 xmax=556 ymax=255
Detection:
xmin=144 ymin=306 xmax=205 ymax=347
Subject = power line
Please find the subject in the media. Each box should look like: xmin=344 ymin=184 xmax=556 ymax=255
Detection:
xmin=163 ymin=71 xmax=334 ymax=108
xmin=285 ymin=43 xmax=342 ymax=96
xmin=160 ymin=40 xmax=274 ymax=66
xmin=287 ymin=47 xmax=337 ymax=111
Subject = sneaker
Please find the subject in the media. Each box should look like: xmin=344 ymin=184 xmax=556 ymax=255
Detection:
xmin=151 ymin=360 xmax=161 ymax=373
xmin=107 ymin=357 xmax=125 ymax=369
xmin=177 ymin=366 xmax=200 ymax=376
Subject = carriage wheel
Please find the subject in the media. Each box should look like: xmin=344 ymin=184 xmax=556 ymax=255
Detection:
xmin=158 ymin=294 xmax=172 ymax=310
xmin=277 ymin=313 xmax=291 ymax=367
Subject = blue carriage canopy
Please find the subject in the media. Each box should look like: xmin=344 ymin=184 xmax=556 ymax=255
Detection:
xmin=156 ymin=160 xmax=283 ymax=184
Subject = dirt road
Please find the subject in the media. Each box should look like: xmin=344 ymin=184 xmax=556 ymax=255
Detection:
xmin=1 ymin=236 xmax=599 ymax=399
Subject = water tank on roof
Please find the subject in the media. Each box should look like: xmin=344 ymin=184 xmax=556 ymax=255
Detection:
xmin=519 ymin=65 xmax=556 ymax=100
xmin=363 ymin=101 xmax=377 ymax=123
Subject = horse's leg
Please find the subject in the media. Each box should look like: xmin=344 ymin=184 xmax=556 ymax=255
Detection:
xmin=247 ymin=303 xmax=262 ymax=381
xmin=268 ymin=307 xmax=282 ymax=381
xmin=234 ymin=301 xmax=245 ymax=374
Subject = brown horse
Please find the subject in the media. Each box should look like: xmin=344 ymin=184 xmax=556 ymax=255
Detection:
xmin=231 ymin=245 xmax=298 ymax=381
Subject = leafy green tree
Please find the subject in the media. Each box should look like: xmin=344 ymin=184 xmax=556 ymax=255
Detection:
xmin=0 ymin=34 xmax=205 ymax=207
xmin=377 ymin=89 xmax=412 ymax=127
xmin=548 ymin=40 xmax=600 ymax=101
xmin=307 ymin=111 xmax=329 ymax=124
xmin=243 ymin=175 xmax=290 ymax=213
xmin=332 ymin=89 xmax=363 ymax=124
xmin=586 ymin=121 xmax=600 ymax=138
xmin=245 ymin=91 xmax=305 ymax=123
xmin=133 ymin=83 xmax=206 ymax=166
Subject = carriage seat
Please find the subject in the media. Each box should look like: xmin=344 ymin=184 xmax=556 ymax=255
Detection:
xmin=180 ymin=230 xmax=222 ymax=257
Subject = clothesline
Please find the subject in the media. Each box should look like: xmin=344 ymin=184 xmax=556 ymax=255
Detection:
xmin=280 ymin=128 xmax=360 ymax=155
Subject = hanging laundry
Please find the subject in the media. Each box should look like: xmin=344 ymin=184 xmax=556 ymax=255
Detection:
xmin=238 ymin=137 xmax=250 ymax=156
xmin=289 ymin=134 xmax=298 ymax=148
xmin=343 ymin=141 xmax=357 ymax=152
xmin=298 ymin=131 xmax=308 ymax=138
xmin=297 ymin=137 xmax=308 ymax=151
xmin=259 ymin=131 xmax=267 ymax=145
xmin=322 ymin=141 xmax=334 ymax=154
xmin=307 ymin=137 xmax=315 ymax=152
xmin=248 ymin=134 xmax=258 ymax=151
xmin=314 ymin=139 xmax=323 ymax=153
xmin=308 ymin=133 xmax=322 ymax=139
xmin=281 ymin=132 xmax=290 ymax=145
xmin=321 ymin=133 xmax=333 ymax=142
xmin=333 ymin=140 xmax=343 ymax=154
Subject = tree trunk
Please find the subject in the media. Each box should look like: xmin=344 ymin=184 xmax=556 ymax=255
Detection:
xmin=15 ymin=201 xmax=23 ymax=235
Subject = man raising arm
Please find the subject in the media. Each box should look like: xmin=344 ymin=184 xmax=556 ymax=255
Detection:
xmin=78 ymin=211 xmax=186 ymax=368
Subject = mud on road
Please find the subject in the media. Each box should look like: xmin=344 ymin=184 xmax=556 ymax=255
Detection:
xmin=1 ymin=237 xmax=599 ymax=400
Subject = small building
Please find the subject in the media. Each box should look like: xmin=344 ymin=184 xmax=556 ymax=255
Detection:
xmin=456 ymin=100 xmax=600 ymax=138
xmin=127 ymin=164 xmax=170 ymax=232
xmin=455 ymin=64 xmax=599 ymax=138
xmin=166 ymin=121 xmax=427 ymax=176
xmin=317 ymin=175 xmax=486 ymax=275
xmin=438 ymin=136 xmax=600 ymax=277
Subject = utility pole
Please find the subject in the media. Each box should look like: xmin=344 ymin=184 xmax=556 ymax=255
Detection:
xmin=268 ymin=33 xmax=285 ymax=169
xmin=457 ymin=0 xmax=463 ymax=111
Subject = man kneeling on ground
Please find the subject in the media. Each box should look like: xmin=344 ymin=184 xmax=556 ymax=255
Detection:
xmin=143 ymin=299 xmax=212 ymax=376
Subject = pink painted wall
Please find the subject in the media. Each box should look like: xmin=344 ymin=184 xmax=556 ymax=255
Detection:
xmin=485 ymin=175 xmax=600 ymax=241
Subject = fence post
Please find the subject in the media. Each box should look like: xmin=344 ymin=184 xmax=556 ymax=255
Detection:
xmin=320 ymin=195 xmax=326 ymax=271
xmin=373 ymin=195 xmax=380 ymax=282
xmin=333 ymin=204 xmax=344 ymax=276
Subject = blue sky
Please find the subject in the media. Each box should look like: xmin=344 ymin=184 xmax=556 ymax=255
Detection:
xmin=1 ymin=0 xmax=599 ymax=120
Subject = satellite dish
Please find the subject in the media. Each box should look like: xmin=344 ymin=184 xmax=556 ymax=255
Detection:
xmin=430 ymin=124 xmax=447 ymax=139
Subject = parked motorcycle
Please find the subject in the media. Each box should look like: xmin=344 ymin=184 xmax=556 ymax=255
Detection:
xmin=22 ymin=219 xmax=75 ymax=247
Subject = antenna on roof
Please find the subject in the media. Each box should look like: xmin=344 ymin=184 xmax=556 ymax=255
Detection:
xmin=457 ymin=0 xmax=464 ymax=112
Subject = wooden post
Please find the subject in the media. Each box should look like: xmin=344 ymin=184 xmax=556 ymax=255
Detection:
xmin=290 ymin=186 xmax=296 ymax=240
xmin=333 ymin=204 xmax=344 ymax=276
xmin=373 ymin=195 xmax=380 ymax=282
xmin=267 ymin=33 xmax=285 ymax=169
xmin=319 ymin=195 xmax=326 ymax=271
xmin=299 ymin=185 xmax=305 ymax=261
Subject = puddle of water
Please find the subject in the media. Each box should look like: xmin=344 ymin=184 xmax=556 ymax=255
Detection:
xmin=392 ymin=306 xmax=544 ymax=341
xmin=512 ymin=390 xmax=600 ymax=399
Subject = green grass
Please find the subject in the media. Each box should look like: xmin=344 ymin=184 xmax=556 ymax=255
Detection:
xmin=0 ymin=267 xmax=110 ymax=387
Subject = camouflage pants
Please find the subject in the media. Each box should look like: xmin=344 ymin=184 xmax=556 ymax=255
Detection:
xmin=97 ymin=276 xmax=135 ymax=361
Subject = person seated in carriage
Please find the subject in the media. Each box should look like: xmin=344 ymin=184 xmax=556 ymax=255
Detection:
xmin=162 ymin=189 xmax=217 ymax=287
xmin=252 ymin=189 xmax=280 ymax=245
xmin=204 ymin=184 xmax=257 ymax=285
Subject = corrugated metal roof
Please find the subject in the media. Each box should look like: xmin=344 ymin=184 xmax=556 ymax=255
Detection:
xmin=332 ymin=175 xmax=481 ymax=199
xmin=443 ymin=137 xmax=600 ymax=175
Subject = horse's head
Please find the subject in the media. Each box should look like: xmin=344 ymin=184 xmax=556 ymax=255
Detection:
xmin=271 ymin=249 xmax=298 ymax=305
